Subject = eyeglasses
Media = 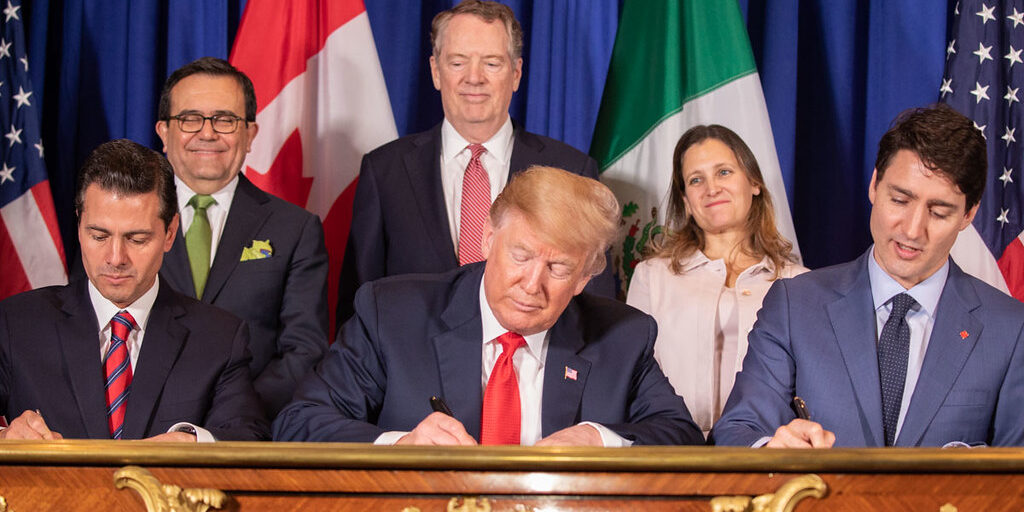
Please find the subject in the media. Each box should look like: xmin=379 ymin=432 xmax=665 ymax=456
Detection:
xmin=168 ymin=114 xmax=247 ymax=134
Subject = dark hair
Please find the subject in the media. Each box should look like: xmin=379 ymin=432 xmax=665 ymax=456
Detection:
xmin=157 ymin=57 xmax=257 ymax=122
xmin=431 ymin=0 xmax=523 ymax=60
xmin=875 ymin=104 xmax=987 ymax=210
xmin=651 ymin=124 xmax=796 ymax=278
xmin=75 ymin=139 xmax=178 ymax=230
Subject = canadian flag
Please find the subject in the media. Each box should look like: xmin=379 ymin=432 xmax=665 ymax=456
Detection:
xmin=230 ymin=0 xmax=398 ymax=332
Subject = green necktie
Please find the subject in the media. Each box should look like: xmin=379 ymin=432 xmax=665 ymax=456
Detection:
xmin=185 ymin=194 xmax=216 ymax=298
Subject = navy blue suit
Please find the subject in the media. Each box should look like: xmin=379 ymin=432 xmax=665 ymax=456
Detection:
xmin=276 ymin=263 xmax=701 ymax=445
xmin=161 ymin=174 xmax=329 ymax=418
xmin=712 ymin=252 xmax=1024 ymax=447
xmin=0 ymin=278 xmax=269 ymax=440
xmin=337 ymin=122 xmax=615 ymax=329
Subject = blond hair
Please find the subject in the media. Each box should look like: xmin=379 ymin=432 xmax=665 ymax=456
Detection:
xmin=491 ymin=166 xmax=618 ymax=275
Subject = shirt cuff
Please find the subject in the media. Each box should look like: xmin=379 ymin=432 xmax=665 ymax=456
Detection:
xmin=752 ymin=436 xmax=772 ymax=448
xmin=374 ymin=431 xmax=410 ymax=445
xmin=580 ymin=421 xmax=633 ymax=447
xmin=168 ymin=422 xmax=215 ymax=443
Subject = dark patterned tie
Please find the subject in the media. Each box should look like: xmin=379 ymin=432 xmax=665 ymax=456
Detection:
xmin=480 ymin=332 xmax=526 ymax=445
xmin=878 ymin=293 xmax=916 ymax=446
xmin=104 ymin=310 xmax=136 ymax=439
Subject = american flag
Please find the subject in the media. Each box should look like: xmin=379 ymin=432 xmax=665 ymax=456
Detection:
xmin=942 ymin=0 xmax=1024 ymax=300
xmin=0 ymin=1 xmax=66 ymax=301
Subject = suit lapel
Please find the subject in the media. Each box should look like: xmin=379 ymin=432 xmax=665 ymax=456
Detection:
xmin=897 ymin=263 xmax=983 ymax=446
xmin=161 ymin=224 xmax=195 ymax=298
xmin=541 ymin=300 xmax=591 ymax=438
xmin=432 ymin=264 xmax=485 ymax=438
xmin=405 ymin=124 xmax=458 ymax=267
xmin=825 ymin=253 xmax=885 ymax=446
xmin=203 ymin=175 xmax=271 ymax=302
xmin=56 ymin=282 xmax=109 ymax=438
xmin=122 ymin=280 xmax=188 ymax=439
xmin=509 ymin=122 xmax=544 ymax=181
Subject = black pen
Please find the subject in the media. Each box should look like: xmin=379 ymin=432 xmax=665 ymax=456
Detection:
xmin=430 ymin=396 xmax=454 ymax=417
xmin=792 ymin=396 xmax=810 ymax=420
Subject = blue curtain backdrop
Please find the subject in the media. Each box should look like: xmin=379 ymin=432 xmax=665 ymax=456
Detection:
xmin=23 ymin=0 xmax=951 ymax=271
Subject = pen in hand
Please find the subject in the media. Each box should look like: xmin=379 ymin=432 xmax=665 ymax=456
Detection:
xmin=792 ymin=396 xmax=810 ymax=420
xmin=430 ymin=396 xmax=454 ymax=417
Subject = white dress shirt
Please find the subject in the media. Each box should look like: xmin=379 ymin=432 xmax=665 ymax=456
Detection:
xmin=88 ymin=279 xmax=214 ymax=442
xmin=174 ymin=174 xmax=239 ymax=263
xmin=627 ymin=252 xmax=808 ymax=436
xmin=439 ymin=117 xmax=514 ymax=253
xmin=867 ymin=245 xmax=948 ymax=441
xmin=375 ymin=280 xmax=630 ymax=446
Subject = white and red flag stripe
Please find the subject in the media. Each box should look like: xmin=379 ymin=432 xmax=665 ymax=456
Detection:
xmin=230 ymin=0 xmax=398 ymax=331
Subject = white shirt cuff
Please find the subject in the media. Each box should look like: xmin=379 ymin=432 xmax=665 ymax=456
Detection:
xmin=168 ymin=422 xmax=215 ymax=443
xmin=580 ymin=421 xmax=633 ymax=447
xmin=374 ymin=431 xmax=410 ymax=445
xmin=752 ymin=435 xmax=772 ymax=448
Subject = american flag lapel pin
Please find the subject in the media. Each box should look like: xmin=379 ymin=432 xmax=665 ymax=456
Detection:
xmin=959 ymin=330 xmax=969 ymax=340
xmin=564 ymin=366 xmax=578 ymax=381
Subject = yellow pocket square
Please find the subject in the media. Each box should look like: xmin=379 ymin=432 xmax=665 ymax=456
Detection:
xmin=240 ymin=240 xmax=273 ymax=261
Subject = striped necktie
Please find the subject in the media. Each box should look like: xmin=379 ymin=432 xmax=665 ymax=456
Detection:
xmin=104 ymin=310 xmax=136 ymax=439
xmin=458 ymin=144 xmax=489 ymax=265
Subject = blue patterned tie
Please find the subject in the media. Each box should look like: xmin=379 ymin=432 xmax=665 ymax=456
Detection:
xmin=877 ymin=293 xmax=916 ymax=446
xmin=104 ymin=310 xmax=136 ymax=439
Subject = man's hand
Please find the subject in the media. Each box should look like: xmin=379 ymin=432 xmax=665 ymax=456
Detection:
xmin=0 ymin=410 xmax=63 ymax=440
xmin=143 ymin=432 xmax=197 ymax=442
xmin=396 ymin=412 xmax=478 ymax=446
xmin=765 ymin=419 xmax=835 ymax=448
xmin=535 ymin=424 xmax=602 ymax=447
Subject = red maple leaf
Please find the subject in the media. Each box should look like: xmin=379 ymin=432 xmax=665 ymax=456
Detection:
xmin=245 ymin=129 xmax=314 ymax=208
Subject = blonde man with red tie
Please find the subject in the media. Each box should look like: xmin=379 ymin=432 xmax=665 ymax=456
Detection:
xmin=275 ymin=166 xmax=702 ymax=446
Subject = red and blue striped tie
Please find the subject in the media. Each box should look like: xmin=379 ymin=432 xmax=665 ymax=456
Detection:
xmin=104 ymin=311 xmax=135 ymax=439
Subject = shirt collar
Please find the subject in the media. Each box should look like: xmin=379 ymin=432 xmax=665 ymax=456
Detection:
xmin=174 ymin=174 xmax=239 ymax=212
xmin=441 ymin=117 xmax=514 ymax=165
xmin=677 ymin=250 xmax=775 ymax=276
xmin=478 ymin=276 xmax=546 ymax=359
xmin=88 ymin=276 xmax=160 ymax=333
xmin=867 ymin=244 xmax=948 ymax=316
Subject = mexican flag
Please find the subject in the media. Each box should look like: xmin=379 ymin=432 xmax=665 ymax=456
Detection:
xmin=591 ymin=0 xmax=799 ymax=296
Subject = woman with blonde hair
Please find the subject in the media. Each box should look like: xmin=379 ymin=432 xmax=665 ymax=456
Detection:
xmin=627 ymin=125 xmax=807 ymax=438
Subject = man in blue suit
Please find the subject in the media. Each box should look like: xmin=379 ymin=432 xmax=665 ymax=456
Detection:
xmin=0 ymin=140 xmax=267 ymax=441
xmin=337 ymin=0 xmax=613 ymax=330
xmin=276 ymin=166 xmax=701 ymax=446
xmin=713 ymin=105 xmax=1024 ymax=448
xmin=155 ymin=58 xmax=329 ymax=418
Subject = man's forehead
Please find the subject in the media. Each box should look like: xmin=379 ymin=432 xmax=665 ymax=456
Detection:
xmin=169 ymin=74 xmax=245 ymax=108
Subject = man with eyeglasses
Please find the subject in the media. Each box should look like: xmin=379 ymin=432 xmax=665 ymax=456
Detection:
xmin=155 ymin=57 xmax=329 ymax=419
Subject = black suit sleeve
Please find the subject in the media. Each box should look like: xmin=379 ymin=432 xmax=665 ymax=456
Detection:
xmin=337 ymin=153 xmax=386 ymax=332
xmin=204 ymin=322 xmax=271 ymax=441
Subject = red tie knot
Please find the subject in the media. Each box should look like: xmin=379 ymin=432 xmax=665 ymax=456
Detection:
xmin=468 ymin=143 xmax=487 ymax=160
xmin=497 ymin=332 xmax=526 ymax=355
xmin=111 ymin=310 xmax=137 ymax=340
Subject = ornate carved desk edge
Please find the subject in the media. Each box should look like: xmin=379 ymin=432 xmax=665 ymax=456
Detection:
xmin=113 ymin=465 xmax=229 ymax=512
xmin=710 ymin=474 xmax=827 ymax=512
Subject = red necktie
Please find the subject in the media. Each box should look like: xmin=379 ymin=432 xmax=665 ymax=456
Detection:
xmin=480 ymin=332 xmax=526 ymax=445
xmin=458 ymin=144 xmax=490 ymax=265
xmin=104 ymin=310 xmax=135 ymax=439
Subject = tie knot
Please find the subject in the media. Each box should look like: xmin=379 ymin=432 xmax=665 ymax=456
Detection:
xmin=111 ymin=310 xmax=137 ymax=338
xmin=188 ymin=194 xmax=216 ymax=211
xmin=496 ymin=332 xmax=526 ymax=355
xmin=889 ymin=293 xmax=917 ymax=318
xmin=467 ymin=143 xmax=487 ymax=160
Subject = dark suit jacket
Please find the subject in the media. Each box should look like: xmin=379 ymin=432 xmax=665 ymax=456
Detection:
xmin=337 ymin=121 xmax=615 ymax=329
xmin=160 ymin=174 xmax=329 ymax=418
xmin=712 ymin=251 xmax=1024 ymax=447
xmin=0 ymin=278 xmax=269 ymax=440
xmin=275 ymin=263 xmax=702 ymax=445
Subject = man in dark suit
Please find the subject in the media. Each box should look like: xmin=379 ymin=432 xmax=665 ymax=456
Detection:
xmin=337 ymin=0 xmax=612 ymax=329
xmin=0 ymin=139 xmax=268 ymax=441
xmin=713 ymin=105 xmax=1024 ymax=448
xmin=155 ymin=57 xmax=329 ymax=418
xmin=276 ymin=167 xmax=701 ymax=446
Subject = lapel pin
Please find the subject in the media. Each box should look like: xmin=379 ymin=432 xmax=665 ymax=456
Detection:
xmin=564 ymin=366 xmax=578 ymax=381
xmin=959 ymin=330 xmax=969 ymax=340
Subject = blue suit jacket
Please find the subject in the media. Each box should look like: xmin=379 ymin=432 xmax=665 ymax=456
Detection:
xmin=712 ymin=251 xmax=1024 ymax=447
xmin=276 ymin=263 xmax=702 ymax=445
xmin=0 ymin=278 xmax=269 ymax=440
xmin=160 ymin=174 xmax=329 ymax=418
xmin=336 ymin=121 xmax=615 ymax=330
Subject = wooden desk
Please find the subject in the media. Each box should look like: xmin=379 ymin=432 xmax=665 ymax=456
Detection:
xmin=0 ymin=441 xmax=1021 ymax=511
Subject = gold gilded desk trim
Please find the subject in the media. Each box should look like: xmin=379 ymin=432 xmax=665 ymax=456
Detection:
xmin=0 ymin=441 xmax=1022 ymax=473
